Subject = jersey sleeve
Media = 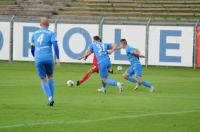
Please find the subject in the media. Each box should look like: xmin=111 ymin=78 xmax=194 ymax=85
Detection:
xmin=50 ymin=32 xmax=59 ymax=59
xmin=51 ymin=32 xmax=57 ymax=43
xmin=88 ymin=44 xmax=93 ymax=52
xmin=30 ymin=33 xmax=35 ymax=46
xmin=128 ymin=48 xmax=136 ymax=54
xmin=30 ymin=34 xmax=35 ymax=57
xmin=105 ymin=43 xmax=112 ymax=50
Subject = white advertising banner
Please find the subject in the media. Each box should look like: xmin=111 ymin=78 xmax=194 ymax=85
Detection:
xmin=4 ymin=22 xmax=195 ymax=67
xmin=0 ymin=22 xmax=10 ymax=60
xmin=57 ymin=24 xmax=99 ymax=63
xmin=148 ymin=26 xmax=194 ymax=67
xmin=13 ymin=22 xmax=55 ymax=61
xmin=102 ymin=25 xmax=146 ymax=65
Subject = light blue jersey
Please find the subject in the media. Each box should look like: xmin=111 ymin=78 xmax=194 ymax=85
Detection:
xmin=31 ymin=28 xmax=57 ymax=63
xmin=125 ymin=45 xmax=142 ymax=77
xmin=124 ymin=44 xmax=153 ymax=89
xmin=88 ymin=41 xmax=112 ymax=64
xmin=125 ymin=45 xmax=141 ymax=65
xmin=86 ymin=41 xmax=121 ymax=90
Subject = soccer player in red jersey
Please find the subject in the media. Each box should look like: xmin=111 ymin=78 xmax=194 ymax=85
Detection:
xmin=76 ymin=54 xmax=113 ymax=86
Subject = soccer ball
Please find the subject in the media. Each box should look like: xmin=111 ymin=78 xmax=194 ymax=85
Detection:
xmin=117 ymin=66 xmax=123 ymax=71
xmin=66 ymin=80 xmax=74 ymax=87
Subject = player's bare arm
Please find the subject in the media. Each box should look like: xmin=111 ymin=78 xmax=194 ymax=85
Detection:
xmin=83 ymin=50 xmax=93 ymax=60
xmin=56 ymin=59 xmax=60 ymax=66
xmin=78 ymin=50 xmax=93 ymax=61
xmin=133 ymin=49 xmax=145 ymax=58
xmin=107 ymin=44 xmax=117 ymax=54
xmin=116 ymin=46 xmax=122 ymax=50
xmin=78 ymin=56 xmax=84 ymax=60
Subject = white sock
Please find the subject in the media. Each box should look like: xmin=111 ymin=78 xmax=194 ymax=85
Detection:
xmin=117 ymin=82 xmax=121 ymax=86
xmin=102 ymin=87 xmax=106 ymax=91
xmin=48 ymin=96 xmax=53 ymax=102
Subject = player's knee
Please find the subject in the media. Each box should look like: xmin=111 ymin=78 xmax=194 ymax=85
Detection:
xmin=40 ymin=78 xmax=47 ymax=82
xmin=122 ymin=74 xmax=127 ymax=79
xmin=102 ymin=78 xmax=108 ymax=82
xmin=88 ymin=69 xmax=93 ymax=74
xmin=123 ymin=73 xmax=129 ymax=79
xmin=135 ymin=77 xmax=142 ymax=84
xmin=47 ymin=75 xmax=53 ymax=80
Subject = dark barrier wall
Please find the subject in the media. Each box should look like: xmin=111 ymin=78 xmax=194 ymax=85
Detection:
xmin=197 ymin=27 xmax=200 ymax=68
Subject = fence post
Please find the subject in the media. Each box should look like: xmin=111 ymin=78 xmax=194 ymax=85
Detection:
xmin=54 ymin=16 xmax=60 ymax=35
xmin=9 ymin=15 xmax=15 ymax=63
xmin=145 ymin=18 xmax=151 ymax=68
xmin=193 ymin=19 xmax=199 ymax=70
xmin=99 ymin=17 xmax=105 ymax=39
xmin=54 ymin=16 xmax=60 ymax=62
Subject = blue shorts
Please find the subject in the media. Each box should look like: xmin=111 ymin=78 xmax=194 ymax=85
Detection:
xmin=98 ymin=61 xmax=111 ymax=78
xmin=36 ymin=60 xmax=54 ymax=79
xmin=126 ymin=64 xmax=142 ymax=77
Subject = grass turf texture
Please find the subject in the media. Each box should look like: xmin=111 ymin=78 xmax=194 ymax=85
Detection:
xmin=0 ymin=61 xmax=200 ymax=132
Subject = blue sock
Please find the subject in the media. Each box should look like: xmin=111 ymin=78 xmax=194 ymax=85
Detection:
xmin=48 ymin=79 xmax=54 ymax=98
xmin=126 ymin=76 xmax=137 ymax=84
xmin=41 ymin=82 xmax=52 ymax=97
xmin=141 ymin=80 xmax=151 ymax=89
xmin=102 ymin=81 xmax=106 ymax=88
xmin=105 ymin=78 xmax=117 ymax=86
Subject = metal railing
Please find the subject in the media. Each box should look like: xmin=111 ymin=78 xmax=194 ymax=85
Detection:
xmin=0 ymin=15 xmax=199 ymax=69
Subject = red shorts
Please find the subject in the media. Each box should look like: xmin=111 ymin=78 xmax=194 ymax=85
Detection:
xmin=91 ymin=54 xmax=98 ymax=72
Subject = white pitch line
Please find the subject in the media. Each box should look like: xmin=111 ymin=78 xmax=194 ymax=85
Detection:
xmin=0 ymin=109 xmax=199 ymax=129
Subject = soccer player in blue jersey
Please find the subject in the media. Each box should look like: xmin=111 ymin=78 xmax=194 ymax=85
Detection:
xmin=30 ymin=17 xmax=60 ymax=106
xmin=81 ymin=36 xmax=123 ymax=93
xmin=120 ymin=39 xmax=154 ymax=92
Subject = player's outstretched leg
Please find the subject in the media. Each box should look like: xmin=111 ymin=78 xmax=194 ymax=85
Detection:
xmin=41 ymin=79 xmax=54 ymax=106
xmin=125 ymin=76 xmax=139 ymax=90
xmin=98 ymin=68 xmax=114 ymax=93
xmin=99 ymin=62 xmax=123 ymax=93
xmin=123 ymin=70 xmax=138 ymax=91
xmin=104 ymin=78 xmax=123 ymax=93
xmin=123 ymin=72 xmax=137 ymax=84
xmin=77 ymin=68 xmax=94 ymax=86
xmin=141 ymin=80 xmax=154 ymax=92
xmin=134 ymin=64 xmax=154 ymax=92
xmin=108 ymin=68 xmax=114 ymax=74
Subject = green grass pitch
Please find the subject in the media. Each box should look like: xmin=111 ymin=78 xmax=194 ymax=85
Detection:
xmin=0 ymin=61 xmax=200 ymax=132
